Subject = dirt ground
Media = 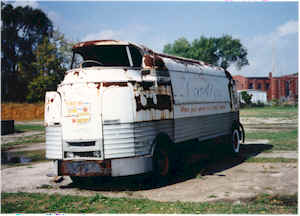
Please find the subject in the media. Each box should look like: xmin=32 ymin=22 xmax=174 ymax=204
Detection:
xmin=1 ymin=158 xmax=297 ymax=203
xmin=1 ymin=117 xmax=298 ymax=203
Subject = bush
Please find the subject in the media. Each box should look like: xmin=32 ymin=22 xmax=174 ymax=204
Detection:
xmin=240 ymin=91 xmax=252 ymax=105
xmin=271 ymin=99 xmax=280 ymax=106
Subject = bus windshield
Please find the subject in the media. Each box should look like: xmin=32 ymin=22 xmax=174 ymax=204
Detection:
xmin=71 ymin=45 xmax=142 ymax=69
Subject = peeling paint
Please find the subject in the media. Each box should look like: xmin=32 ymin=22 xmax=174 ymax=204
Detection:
xmin=135 ymin=94 xmax=172 ymax=112
xmin=73 ymin=40 xmax=121 ymax=49
xmin=144 ymin=54 xmax=154 ymax=67
xmin=103 ymin=82 xmax=128 ymax=87
xmin=95 ymin=82 xmax=101 ymax=90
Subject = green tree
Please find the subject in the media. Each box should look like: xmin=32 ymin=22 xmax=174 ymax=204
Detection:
xmin=163 ymin=35 xmax=249 ymax=70
xmin=27 ymin=31 xmax=72 ymax=102
xmin=1 ymin=3 xmax=53 ymax=102
xmin=163 ymin=37 xmax=192 ymax=58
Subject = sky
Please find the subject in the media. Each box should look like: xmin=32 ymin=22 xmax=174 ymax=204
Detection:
xmin=7 ymin=0 xmax=299 ymax=77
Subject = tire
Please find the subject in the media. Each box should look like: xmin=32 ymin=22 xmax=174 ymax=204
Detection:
xmin=239 ymin=122 xmax=245 ymax=143
xmin=152 ymin=146 xmax=170 ymax=179
xmin=230 ymin=129 xmax=240 ymax=154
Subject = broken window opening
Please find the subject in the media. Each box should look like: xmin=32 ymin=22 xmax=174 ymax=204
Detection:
xmin=71 ymin=45 xmax=143 ymax=69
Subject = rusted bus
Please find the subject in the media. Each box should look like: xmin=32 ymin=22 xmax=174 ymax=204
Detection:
xmin=45 ymin=39 xmax=244 ymax=181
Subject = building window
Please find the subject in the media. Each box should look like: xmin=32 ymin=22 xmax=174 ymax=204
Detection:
xmin=257 ymin=83 xmax=261 ymax=89
xmin=248 ymin=83 xmax=253 ymax=89
xmin=266 ymin=83 xmax=270 ymax=90
xmin=285 ymin=81 xmax=290 ymax=97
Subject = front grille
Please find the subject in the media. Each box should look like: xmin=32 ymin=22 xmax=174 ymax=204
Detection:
xmin=64 ymin=151 xmax=94 ymax=158
xmin=68 ymin=141 xmax=95 ymax=147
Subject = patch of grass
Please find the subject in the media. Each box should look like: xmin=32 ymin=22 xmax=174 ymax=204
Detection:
xmin=15 ymin=124 xmax=44 ymax=132
xmin=240 ymin=106 xmax=298 ymax=119
xmin=2 ymin=134 xmax=45 ymax=151
xmin=245 ymin=157 xmax=298 ymax=163
xmin=1 ymin=192 xmax=297 ymax=214
xmin=246 ymin=129 xmax=297 ymax=151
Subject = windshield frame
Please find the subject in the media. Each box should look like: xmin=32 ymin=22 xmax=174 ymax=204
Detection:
xmin=70 ymin=45 xmax=143 ymax=70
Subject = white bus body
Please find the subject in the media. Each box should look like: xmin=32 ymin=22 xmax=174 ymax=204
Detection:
xmin=45 ymin=40 xmax=244 ymax=179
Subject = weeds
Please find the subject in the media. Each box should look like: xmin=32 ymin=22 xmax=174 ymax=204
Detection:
xmin=2 ymin=133 xmax=45 ymax=151
xmin=1 ymin=192 xmax=297 ymax=214
xmin=15 ymin=124 xmax=44 ymax=132
xmin=245 ymin=157 xmax=297 ymax=163
xmin=240 ymin=106 xmax=298 ymax=119
xmin=246 ymin=129 xmax=297 ymax=151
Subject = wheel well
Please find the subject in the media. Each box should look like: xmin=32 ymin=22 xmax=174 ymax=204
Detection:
xmin=151 ymin=133 xmax=172 ymax=156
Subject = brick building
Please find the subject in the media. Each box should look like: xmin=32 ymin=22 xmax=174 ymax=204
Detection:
xmin=233 ymin=72 xmax=298 ymax=103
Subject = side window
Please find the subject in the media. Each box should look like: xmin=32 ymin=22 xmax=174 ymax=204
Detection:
xmin=129 ymin=46 xmax=142 ymax=67
xmin=71 ymin=53 xmax=84 ymax=69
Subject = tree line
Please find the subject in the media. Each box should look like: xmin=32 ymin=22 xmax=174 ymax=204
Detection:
xmin=1 ymin=3 xmax=73 ymax=102
xmin=1 ymin=3 xmax=249 ymax=103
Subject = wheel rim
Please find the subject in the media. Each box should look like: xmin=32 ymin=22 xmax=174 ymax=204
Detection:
xmin=232 ymin=130 xmax=240 ymax=153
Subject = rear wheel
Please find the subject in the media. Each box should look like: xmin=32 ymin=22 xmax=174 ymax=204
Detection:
xmin=230 ymin=129 xmax=240 ymax=154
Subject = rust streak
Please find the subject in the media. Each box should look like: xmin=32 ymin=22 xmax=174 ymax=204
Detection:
xmin=60 ymin=160 xmax=111 ymax=177
xmin=96 ymin=83 xmax=101 ymax=90
xmin=144 ymin=54 xmax=154 ymax=67
xmin=144 ymin=54 xmax=168 ymax=71
xmin=73 ymin=40 xmax=119 ymax=49
xmin=154 ymin=55 xmax=168 ymax=71
xmin=103 ymin=82 xmax=128 ymax=87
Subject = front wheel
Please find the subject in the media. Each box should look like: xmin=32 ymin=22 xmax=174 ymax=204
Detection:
xmin=153 ymin=147 xmax=170 ymax=178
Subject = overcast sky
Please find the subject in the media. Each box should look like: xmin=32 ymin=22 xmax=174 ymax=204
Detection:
xmin=8 ymin=1 xmax=299 ymax=77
